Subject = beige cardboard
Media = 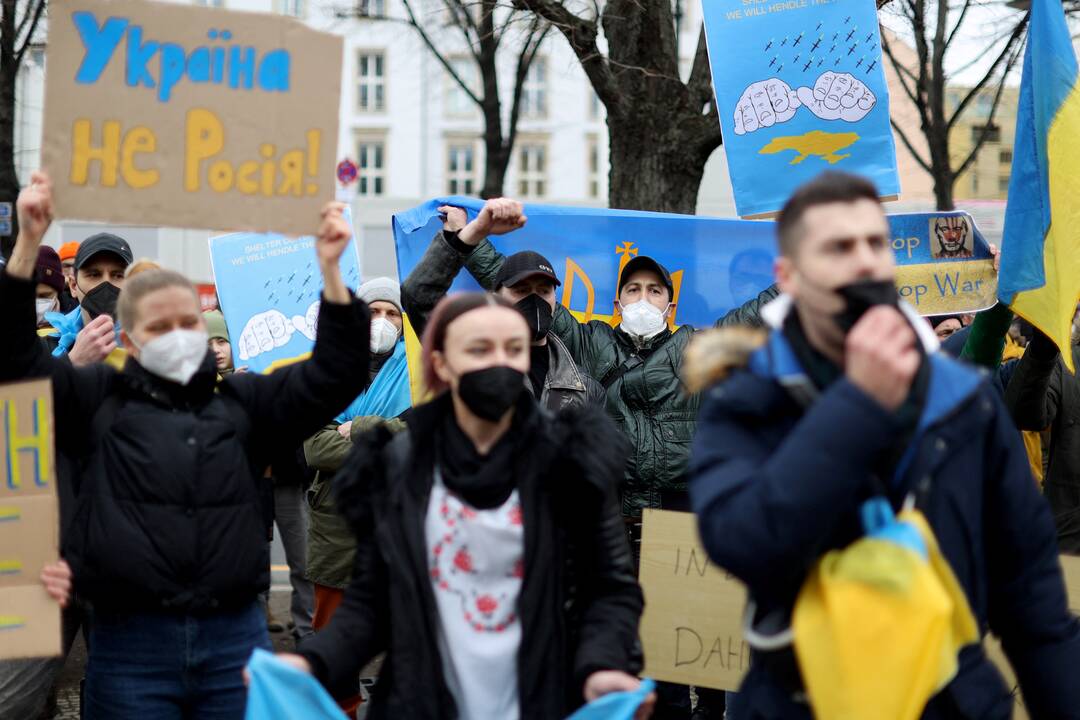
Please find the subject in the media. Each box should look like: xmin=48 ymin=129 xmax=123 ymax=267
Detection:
xmin=639 ymin=509 xmax=749 ymax=691
xmin=42 ymin=0 xmax=343 ymax=236
xmin=0 ymin=380 xmax=60 ymax=660
xmin=0 ymin=585 xmax=63 ymax=660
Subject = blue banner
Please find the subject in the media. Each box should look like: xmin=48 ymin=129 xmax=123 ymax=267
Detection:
xmin=393 ymin=200 xmax=996 ymax=328
xmin=209 ymin=208 xmax=362 ymax=374
xmin=701 ymin=0 xmax=900 ymax=217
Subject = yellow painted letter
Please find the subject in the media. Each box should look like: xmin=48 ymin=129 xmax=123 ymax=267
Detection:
xmin=184 ymin=109 xmax=224 ymax=192
xmin=70 ymin=119 xmax=121 ymax=187
xmin=120 ymin=127 xmax=160 ymax=189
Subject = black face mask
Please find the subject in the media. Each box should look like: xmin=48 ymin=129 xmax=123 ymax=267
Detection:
xmin=514 ymin=294 xmax=553 ymax=342
xmin=80 ymin=281 xmax=122 ymax=321
xmin=833 ymin=279 xmax=900 ymax=334
xmin=456 ymin=366 xmax=524 ymax=421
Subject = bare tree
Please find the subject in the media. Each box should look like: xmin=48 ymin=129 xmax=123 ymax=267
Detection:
xmin=0 ymin=0 xmax=46 ymax=257
xmin=349 ymin=0 xmax=550 ymax=198
xmin=881 ymin=0 xmax=1027 ymax=210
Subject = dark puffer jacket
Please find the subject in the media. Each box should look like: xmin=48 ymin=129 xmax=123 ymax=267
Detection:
xmin=0 ymin=271 xmax=370 ymax=613
xmin=464 ymin=239 xmax=777 ymax=516
xmin=297 ymin=394 xmax=643 ymax=719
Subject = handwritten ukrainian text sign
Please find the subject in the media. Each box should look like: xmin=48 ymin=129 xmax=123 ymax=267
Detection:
xmin=638 ymin=509 xmax=749 ymax=691
xmin=0 ymin=380 xmax=61 ymax=660
xmin=701 ymin=0 xmax=899 ymax=217
xmin=42 ymin=0 xmax=343 ymax=236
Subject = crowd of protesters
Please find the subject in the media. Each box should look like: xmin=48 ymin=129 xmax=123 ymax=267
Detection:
xmin=0 ymin=167 xmax=1078 ymax=720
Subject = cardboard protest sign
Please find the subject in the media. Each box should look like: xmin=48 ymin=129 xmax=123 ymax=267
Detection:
xmin=209 ymin=208 xmax=361 ymax=374
xmin=42 ymin=0 xmax=343 ymax=236
xmin=701 ymin=0 xmax=900 ymax=217
xmin=0 ymin=380 xmax=61 ymax=660
xmin=638 ymin=509 xmax=749 ymax=691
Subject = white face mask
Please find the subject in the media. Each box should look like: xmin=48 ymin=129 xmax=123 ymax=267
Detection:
xmin=134 ymin=329 xmax=209 ymax=385
xmin=619 ymin=300 xmax=668 ymax=339
xmin=35 ymin=298 xmax=58 ymax=325
xmin=370 ymin=317 xmax=400 ymax=354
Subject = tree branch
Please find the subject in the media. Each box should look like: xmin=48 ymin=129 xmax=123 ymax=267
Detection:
xmin=944 ymin=0 xmax=972 ymax=50
xmin=891 ymin=118 xmax=933 ymax=174
xmin=881 ymin=31 xmax=929 ymax=129
xmin=687 ymin=23 xmax=713 ymax=109
xmin=400 ymin=0 xmax=483 ymax=105
xmin=505 ymin=19 xmax=551 ymax=151
xmin=14 ymin=0 xmax=46 ymax=63
xmin=953 ymin=43 xmax=1023 ymax=178
xmin=947 ymin=12 xmax=1027 ymax=131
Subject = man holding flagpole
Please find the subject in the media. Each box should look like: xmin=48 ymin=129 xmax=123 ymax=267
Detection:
xmin=998 ymin=0 xmax=1080 ymax=555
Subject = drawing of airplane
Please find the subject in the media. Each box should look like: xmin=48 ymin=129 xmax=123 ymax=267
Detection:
xmin=833 ymin=32 xmax=839 ymax=41
xmin=856 ymin=56 xmax=864 ymax=67
xmin=865 ymin=33 xmax=873 ymax=43
xmin=830 ymin=44 xmax=837 ymax=53
xmin=803 ymin=58 xmax=813 ymax=72
xmin=846 ymin=28 xmax=856 ymax=41
xmin=817 ymin=59 xmax=824 ymax=67
xmin=834 ymin=58 xmax=841 ymax=66
xmin=781 ymin=36 xmax=789 ymax=46
xmin=844 ymin=15 xmax=851 ymax=23
xmin=777 ymin=63 xmax=784 ymax=72
xmin=866 ymin=60 xmax=877 ymax=73
xmin=765 ymin=38 xmax=774 ymax=51
xmin=793 ymin=32 xmax=804 ymax=46
xmin=769 ymin=56 xmax=777 ymax=67
xmin=848 ymin=44 xmax=857 ymax=55
xmin=811 ymin=37 xmax=822 ymax=52
xmin=794 ymin=54 xmax=800 ymax=63
xmin=816 ymin=21 xmax=822 ymax=30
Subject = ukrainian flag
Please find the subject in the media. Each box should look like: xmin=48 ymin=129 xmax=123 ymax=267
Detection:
xmin=998 ymin=0 xmax=1080 ymax=372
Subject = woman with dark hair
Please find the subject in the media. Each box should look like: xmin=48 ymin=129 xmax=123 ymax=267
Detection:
xmin=284 ymin=292 xmax=652 ymax=719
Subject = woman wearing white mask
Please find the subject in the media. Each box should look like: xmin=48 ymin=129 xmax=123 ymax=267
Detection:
xmin=34 ymin=245 xmax=65 ymax=328
xmin=0 ymin=172 xmax=372 ymax=720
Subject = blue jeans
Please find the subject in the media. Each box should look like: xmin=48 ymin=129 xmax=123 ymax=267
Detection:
xmin=85 ymin=601 xmax=270 ymax=720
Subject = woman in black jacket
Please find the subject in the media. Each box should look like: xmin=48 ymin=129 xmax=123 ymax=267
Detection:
xmin=286 ymin=292 xmax=651 ymax=719
xmin=1 ymin=173 xmax=371 ymax=719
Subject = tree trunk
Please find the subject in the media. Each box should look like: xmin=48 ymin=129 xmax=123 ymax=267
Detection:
xmin=933 ymin=173 xmax=955 ymax=211
xmin=606 ymin=111 xmax=709 ymax=215
xmin=481 ymin=139 xmax=510 ymax=199
xmin=0 ymin=0 xmax=21 ymax=259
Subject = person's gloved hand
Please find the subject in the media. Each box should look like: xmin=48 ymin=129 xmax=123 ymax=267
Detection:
xmin=733 ymin=78 xmax=801 ymax=135
xmin=796 ymin=72 xmax=876 ymax=122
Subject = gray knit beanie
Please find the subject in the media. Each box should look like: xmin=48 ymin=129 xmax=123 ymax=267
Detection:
xmin=356 ymin=277 xmax=402 ymax=313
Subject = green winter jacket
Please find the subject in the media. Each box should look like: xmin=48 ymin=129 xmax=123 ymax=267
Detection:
xmin=464 ymin=239 xmax=776 ymax=516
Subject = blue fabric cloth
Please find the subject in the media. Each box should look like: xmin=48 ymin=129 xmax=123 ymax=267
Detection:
xmin=84 ymin=601 xmax=270 ymax=720
xmin=565 ymin=678 xmax=655 ymax=720
xmin=43 ymin=306 xmax=84 ymax=357
xmin=689 ymin=328 xmax=1080 ymax=716
xmin=334 ymin=339 xmax=411 ymax=423
xmin=244 ymin=648 xmax=342 ymax=720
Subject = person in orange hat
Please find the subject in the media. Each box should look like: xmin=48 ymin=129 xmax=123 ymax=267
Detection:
xmin=58 ymin=241 xmax=79 ymax=281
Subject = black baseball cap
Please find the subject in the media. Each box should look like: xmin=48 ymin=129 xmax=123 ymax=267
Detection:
xmin=495 ymin=251 xmax=561 ymax=289
xmin=74 ymin=233 xmax=133 ymax=270
xmin=618 ymin=255 xmax=673 ymax=296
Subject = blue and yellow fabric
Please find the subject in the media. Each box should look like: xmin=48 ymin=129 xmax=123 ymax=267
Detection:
xmin=998 ymin=0 xmax=1080 ymax=371
xmin=41 ymin=307 xmax=127 ymax=371
xmin=792 ymin=498 xmax=979 ymax=720
xmin=334 ymin=339 xmax=412 ymax=423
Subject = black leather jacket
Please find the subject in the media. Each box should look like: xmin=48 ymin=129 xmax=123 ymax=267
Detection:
xmin=298 ymin=394 xmax=643 ymax=719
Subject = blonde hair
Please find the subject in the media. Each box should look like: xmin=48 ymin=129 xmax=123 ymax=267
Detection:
xmin=126 ymin=258 xmax=163 ymax=279
xmin=116 ymin=269 xmax=198 ymax=330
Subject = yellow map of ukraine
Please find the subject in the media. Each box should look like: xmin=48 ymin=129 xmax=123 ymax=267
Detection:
xmin=759 ymin=130 xmax=859 ymax=165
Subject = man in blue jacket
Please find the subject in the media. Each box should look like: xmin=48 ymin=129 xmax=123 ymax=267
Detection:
xmin=688 ymin=171 xmax=1080 ymax=718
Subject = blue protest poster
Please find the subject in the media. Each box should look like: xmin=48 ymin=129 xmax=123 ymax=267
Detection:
xmin=701 ymin=0 xmax=901 ymax=217
xmin=209 ymin=208 xmax=362 ymax=374
xmin=393 ymin=199 xmax=994 ymax=328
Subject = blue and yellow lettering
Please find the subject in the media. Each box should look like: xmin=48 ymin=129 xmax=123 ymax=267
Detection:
xmin=187 ymin=47 xmax=211 ymax=83
xmin=212 ymin=47 xmax=226 ymax=84
xmin=4 ymin=398 xmax=51 ymax=490
xmin=73 ymin=12 xmax=127 ymax=84
xmin=228 ymin=46 xmax=255 ymax=89
xmin=257 ymin=50 xmax=291 ymax=92
xmin=158 ymin=43 xmax=187 ymax=101
xmin=125 ymin=25 xmax=159 ymax=89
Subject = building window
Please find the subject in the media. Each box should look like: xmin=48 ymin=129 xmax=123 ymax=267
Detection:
xmin=521 ymin=58 xmax=547 ymax=119
xmin=357 ymin=52 xmax=386 ymax=113
xmin=999 ymin=176 xmax=1011 ymax=193
xmin=1000 ymin=149 xmax=1013 ymax=164
xmin=972 ymin=124 xmax=1000 ymax=143
xmin=194 ymin=0 xmax=224 ymax=6
xmin=517 ymin=142 xmax=546 ymax=198
xmin=971 ymin=174 xmax=979 ymax=195
xmin=447 ymin=143 xmax=478 ymax=195
xmin=356 ymin=138 xmax=386 ymax=196
xmin=280 ymin=0 xmax=303 ymax=16
xmin=586 ymin=135 xmax=600 ymax=199
xmin=357 ymin=0 xmax=385 ymax=17
xmin=445 ymin=57 xmax=478 ymax=117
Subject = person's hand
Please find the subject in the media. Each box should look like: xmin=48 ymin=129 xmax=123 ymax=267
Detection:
xmin=16 ymin=171 xmax=54 ymax=250
xmin=584 ymin=672 xmax=655 ymax=719
xmin=439 ymin=205 xmax=469 ymax=233
xmin=733 ymin=78 xmax=801 ymax=135
xmin=316 ymin=202 xmax=351 ymax=267
xmin=69 ymin=315 xmax=116 ymax=367
xmin=796 ymin=72 xmax=876 ymax=122
xmin=40 ymin=560 xmax=72 ymax=609
xmin=243 ymin=652 xmax=313 ymax=686
xmin=337 ymin=421 xmax=353 ymax=439
xmin=845 ymin=306 xmax=920 ymax=412
xmin=458 ymin=198 xmax=526 ymax=246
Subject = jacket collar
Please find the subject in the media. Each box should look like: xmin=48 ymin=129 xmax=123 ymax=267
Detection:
xmin=543 ymin=333 xmax=586 ymax=392
xmin=749 ymin=293 xmax=981 ymax=433
xmin=121 ymin=351 xmax=219 ymax=409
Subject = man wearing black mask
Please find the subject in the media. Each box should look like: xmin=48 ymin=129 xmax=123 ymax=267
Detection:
xmin=42 ymin=232 xmax=133 ymax=368
xmin=685 ymin=171 xmax=1080 ymax=717
xmin=402 ymin=199 xmax=604 ymax=412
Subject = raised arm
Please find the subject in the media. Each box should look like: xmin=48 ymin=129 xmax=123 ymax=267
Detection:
xmin=400 ymin=206 xmax=473 ymax=338
xmin=224 ymin=204 xmax=371 ymax=452
xmin=715 ymin=284 xmax=780 ymax=328
xmin=1004 ymin=330 xmax=1062 ymax=432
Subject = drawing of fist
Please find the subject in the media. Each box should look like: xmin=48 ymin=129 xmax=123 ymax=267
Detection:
xmin=238 ymin=309 xmax=296 ymax=361
xmin=733 ymin=78 xmax=802 ymax=135
xmin=291 ymin=301 xmax=320 ymax=342
xmin=796 ymin=72 xmax=876 ymax=122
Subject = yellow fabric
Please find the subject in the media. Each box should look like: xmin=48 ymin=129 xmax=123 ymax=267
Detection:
xmin=403 ymin=313 xmax=432 ymax=406
xmin=1009 ymin=89 xmax=1080 ymax=373
xmin=1002 ymin=337 xmax=1045 ymax=483
xmin=793 ymin=510 xmax=979 ymax=720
